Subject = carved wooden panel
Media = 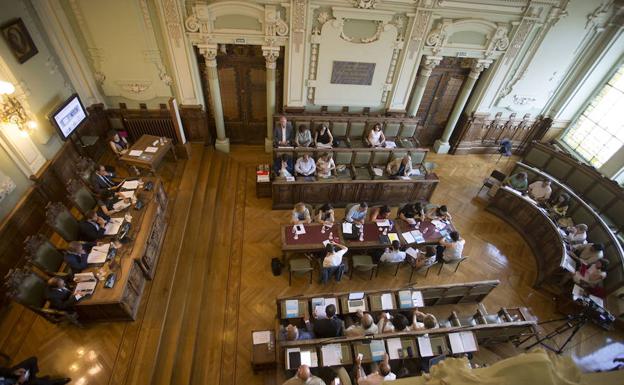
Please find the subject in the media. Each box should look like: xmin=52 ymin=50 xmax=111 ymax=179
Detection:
xmin=179 ymin=105 xmax=211 ymax=143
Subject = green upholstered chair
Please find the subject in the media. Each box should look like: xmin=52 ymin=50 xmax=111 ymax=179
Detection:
xmin=377 ymin=259 xmax=403 ymax=277
xmin=348 ymin=121 xmax=367 ymax=147
xmin=384 ymin=122 xmax=401 ymax=140
xmin=351 ymin=151 xmax=372 ymax=180
xmin=75 ymin=156 xmax=97 ymax=188
xmin=45 ymin=202 xmax=79 ymax=242
xmin=288 ymin=257 xmax=313 ymax=285
xmin=399 ymin=123 xmax=418 ymax=148
xmin=424 ymin=161 xmax=437 ymax=175
xmin=67 ymin=179 xmax=97 ymax=217
xmin=24 ymin=234 xmax=67 ymax=277
xmin=4 ymin=268 xmax=77 ymax=324
xmin=438 ymin=256 xmax=469 ymax=275
xmin=331 ymin=121 xmax=349 ymax=147
xmin=408 ymin=260 xmax=439 ymax=283
xmin=350 ymin=254 xmax=377 ymax=280
xmin=371 ymin=152 xmax=390 ymax=180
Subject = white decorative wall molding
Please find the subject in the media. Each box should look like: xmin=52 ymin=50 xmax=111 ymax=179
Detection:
xmin=423 ymin=18 xmax=510 ymax=59
xmin=0 ymin=173 xmax=16 ymax=203
xmin=114 ymin=80 xmax=153 ymax=98
xmin=352 ymin=0 xmax=377 ymax=10
xmin=162 ymin=0 xmax=184 ymax=48
xmin=262 ymin=45 xmax=281 ymax=69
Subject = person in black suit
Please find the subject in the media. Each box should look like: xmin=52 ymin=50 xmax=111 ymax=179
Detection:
xmin=78 ymin=211 xmax=107 ymax=242
xmin=312 ymin=304 xmax=343 ymax=338
xmin=273 ymin=115 xmax=294 ymax=147
xmin=0 ymin=356 xmax=70 ymax=385
xmin=90 ymin=165 xmax=120 ymax=196
xmin=45 ymin=277 xmax=77 ymax=310
xmin=63 ymin=241 xmax=93 ymax=273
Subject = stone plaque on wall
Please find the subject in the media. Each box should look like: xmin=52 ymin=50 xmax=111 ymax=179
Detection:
xmin=330 ymin=61 xmax=376 ymax=85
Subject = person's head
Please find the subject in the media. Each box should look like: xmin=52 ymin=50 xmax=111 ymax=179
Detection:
xmin=97 ymin=165 xmax=107 ymax=175
xmin=437 ymin=205 xmax=448 ymax=215
xmin=517 ymin=172 xmax=528 ymax=181
xmin=425 ymin=245 xmax=436 ymax=257
xmin=298 ymin=125 xmax=308 ymax=133
xmin=576 ymin=224 xmax=588 ymax=233
xmin=47 ymin=276 xmax=65 ymax=288
xmin=285 ymin=324 xmax=299 ymax=341
xmin=320 ymin=152 xmax=330 ymax=161
xmin=302 ymin=153 xmax=310 ymax=161
xmin=592 ymin=243 xmax=604 ymax=252
xmin=294 ymin=202 xmax=306 ymax=213
xmin=391 ymin=313 xmax=410 ymax=331
xmin=325 ymin=243 xmax=335 ymax=254
xmin=391 ymin=240 xmax=400 ymax=251
xmin=414 ymin=202 xmax=423 ymax=212
xmin=279 ymin=115 xmax=287 ymax=126
xmin=595 ymin=258 xmax=610 ymax=271
xmin=280 ymin=154 xmax=289 ymax=163
xmin=358 ymin=202 xmax=368 ymax=211
xmin=67 ymin=241 xmax=84 ymax=254
xmin=325 ymin=304 xmax=336 ymax=318
xmin=296 ymin=365 xmax=311 ymax=381
xmin=361 ymin=313 xmax=374 ymax=329
xmin=449 ymin=231 xmax=460 ymax=242
xmin=542 ymin=180 xmax=551 ymax=187
xmin=558 ymin=193 xmax=570 ymax=204
xmin=379 ymin=361 xmax=391 ymax=376
xmin=423 ymin=314 xmax=438 ymax=329
xmin=402 ymin=154 xmax=411 ymax=164
xmin=320 ymin=203 xmax=333 ymax=212
xmin=319 ymin=124 xmax=327 ymax=132
xmin=112 ymin=133 xmax=120 ymax=142
xmin=380 ymin=205 xmax=391 ymax=215
xmin=373 ymin=123 xmax=381 ymax=131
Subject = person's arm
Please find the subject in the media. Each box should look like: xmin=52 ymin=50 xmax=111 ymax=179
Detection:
xmin=380 ymin=249 xmax=390 ymax=263
xmin=367 ymin=131 xmax=374 ymax=146
xmin=313 ymin=130 xmax=319 ymax=146
xmin=294 ymin=133 xmax=300 ymax=146
xmin=354 ymin=354 xmax=366 ymax=384
xmin=380 ymin=132 xmax=386 ymax=144
xmin=327 ymin=210 xmax=335 ymax=225
xmin=369 ymin=208 xmax=379 ymax=222
xmin=109 ymin=141 xmax=119 ymax=155
xmin=294 ymin=159 xmax=303 ymax=175
xmin=309 ymin=160 xmax=316 ymax=176
xmin=304 ymin=209 xmax=312 ymax=224
xmin=291 ymin=211 xmax=301 ymax=225
xmin=327 ymin=130 xmax=333 ymax=144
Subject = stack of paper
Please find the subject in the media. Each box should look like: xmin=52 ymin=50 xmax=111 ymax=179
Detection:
xmin=342 ymin=222 xmax=353 ymax=234
xmin=122 ymin=180 xmax=140 ymax=190
xmin=373 ymin=168 xmax=383 ymax=176
xmin=74 ymin=280 xmax=97 ymax=296
xmin=293 ymin=224 xmax=306 ymax=235
xmin=113 ymin=200 xmax=131 ymax=211
xmin=402 ymin=232 xmax=415 ymax=244
xmin=388 ymin=233 xmax=399 ymax=242
xmin=144 ymin=146 xmax=158 ymax=153
xmin=128 ymin=150 xmax=143 ymax=156
xmin=286 ymin=348 xmax=300 ymax=369
xmin=448 ymin=331 xmax=478 ymax=353
xmin=411 ymin=291 xmax=424 ymax=307
xmin=370 ymin=340 xmax=386 ymax=362
xmin=431 ymin=220 xmax=446 ymax=230
xmin=311 ymin=297 xmax=338 ymax=318
xmin=252 ymin=331 xmax=271 ymax=345
xmin=119 ymin=191 xmax=135 ymax=199
xmin=285 ymin=300 xmax=299 ymax=318
xmin=87 ymin=243 xmax=110 ymax=264
xmin=417 ymin=336 xmax=434 ymax=357
xmin=375 ymin=219 xmax=391 ymax=227
xmin=563 ymin=254 xmax=576 ymax=273
xmin=405 ymin=247 xmax=418 ymax=259
xmin=398 ymin=290 xmax=412 ymax=309
xmin=405 ymin=218 xmax=417 ymax=225
xmin=257 ymin=174 xmax=270 ymax=182
xmin=410 ymin=230 xmax=425 ymax=243
xmin=104 ymin=218 xmax=124 ymax=235
xmin=380 ymin=293 xmax=394 ymax=310
xmin=386 ymin=338 xmax=403 ymax=359
xmin=321 ymin=344 xmax=343 ymax=366
xmin=384 ymin=141 xmax=396 ymax=148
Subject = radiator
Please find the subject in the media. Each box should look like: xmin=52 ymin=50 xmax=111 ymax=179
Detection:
xmin=123 ymin=118 xmax=178 ymax=144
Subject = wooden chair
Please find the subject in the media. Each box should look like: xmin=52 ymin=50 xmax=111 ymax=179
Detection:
xmin=67 ymin=179 xmax=98 ymax=217
xmin=350 ymin=254 xmax=377 ymax=280
xmin=477 ymin=170 xmax=506 ymax=196
xmin=24 ymin=234 xmax=68 ymax=278
xmin=423 ymin=161 xmax=437 ymax=175
xmin=377 ymin=259 xmax=403 ymax=277
xmin=408 ymin=261 xmax=438 ymax=283
xmin=288 ymin=257 xmax=313 ymax=286
xmin=437 ymin=256 xmax=469 ymax=275
xmin=45 ymin=202 xmax=80 ymax=242
xmin=334 ymin=152 xmax=354 ymax=180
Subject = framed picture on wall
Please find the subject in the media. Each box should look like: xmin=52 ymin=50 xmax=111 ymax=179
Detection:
xmin=1 ymin=18 xmax=38 ymax=64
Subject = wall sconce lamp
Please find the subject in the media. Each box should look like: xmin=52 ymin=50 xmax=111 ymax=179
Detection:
xmin=0 ymin=80 xmax=37 ymax=136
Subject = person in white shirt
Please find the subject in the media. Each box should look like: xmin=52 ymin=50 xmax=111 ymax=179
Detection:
xmin=291 ymin=202 xmax=312 ymax=225
xmin=367 ymin=123 xmax=386 ymax=147
xmin=571 ymin=243 xmax=604 ymax=265
xmin=316 ymin=153 xmax=335 ymax=178
xmin=437 ymin=231 xmax=465 ymax=263
xmin=563 ymin=224 xmax=588 ymax=245
xmin=574 ymin=258 xmax=609 ymax=288
xmin=354 ymin=353 xmax=395 ymax=385
xmin=295 ymin=153 xmax=316 ymax=177
xmin=321 ymin=242 xmax=348 ymax=283
xmin=527 ymin=180 xmax=552 ymax=202
xmin=345 ymin=310 xmax=379 ymax=337
xmin=379 ymin=240 xmax=406 ymax=263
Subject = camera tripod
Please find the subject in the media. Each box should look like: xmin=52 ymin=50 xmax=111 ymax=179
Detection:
xmin=516 ymin=312 xmax=589 ymax=354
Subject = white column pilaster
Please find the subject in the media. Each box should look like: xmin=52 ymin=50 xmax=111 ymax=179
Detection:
xmin=198 ymin=45 xmax=229 ymax=153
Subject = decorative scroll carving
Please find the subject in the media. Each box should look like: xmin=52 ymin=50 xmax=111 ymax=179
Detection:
xmin=162 ymin=0 xmax=183 ymax=47
xmin=353 ymin=0 xmax=377 ymax=9
xmin=199 ymin=45 xmax=218 ymax=68
xmin=185 ymin=14 xmax=200 ymax=33
xmin=65 ymin=178 xmax=84 ymax=197
xmin=469 ymin=59 xmax=491 ymax=79
xmin=504 ymin=19 xmax=533 ymax=65
xmin=45 ymin=202 xmax=69 ymax=228
xmin=485 ymin=25 xmax=510 ymax=58
xmin=292 ymin=0 xmax=307 ymax=49
xmin=266 ymin=6 xmax=289 ymax=37
xmin=425 ymin=19 xmax=451 ymax=56
xmin=420 ymin=55 xmax=443 ymax=76
xmin=115 ymin=81 xmax=152 ymax=95
xmin=262 ymin=46 xmax=280 ymax=70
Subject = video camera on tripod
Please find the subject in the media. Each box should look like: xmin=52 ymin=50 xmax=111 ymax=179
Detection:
xmin=575 ymin=296 xmax=615 ymax=331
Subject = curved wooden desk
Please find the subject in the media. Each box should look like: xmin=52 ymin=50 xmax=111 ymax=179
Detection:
xmin=486 ymin=186 xmax=566 ymax=289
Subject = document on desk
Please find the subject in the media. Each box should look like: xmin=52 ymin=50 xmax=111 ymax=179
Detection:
xmin=380 ymin=293 xmax=394 ymax=310
xmin=572 ymin=284 xmax=584 ymax=301
xmin=293 ymin=224 xmax=306 ymax=235
xmin=300 ymin=351 xmax=312 ymax=367
xmin=144 ymin=146 xmax=158 ymax=153
xmin=398 ymin=290 xmax=412 ymax=309
xmin=386 ymin=338 xmax=403 ymax=359
xmin=321 ymin=344 xmax=343 ymax=366
xmin=121 ymin=180 xmax=140 ymax=190
xmin=119 ymin=191 xmax=135 ymax=199
xmin=405 ymin=218 xmax=417 ymax=225
xmin=87 ymin=243 xmax=110 ymax=264
xmin=411 ymin=290 xmax=424 ymax=307
xmin=104 ymin=218 xmax=124 ymax=235
xmin=286 ymin=348 xmax=301 ymax=369
xmin=384 ymin=141 xmax=396 ymax=149
xmin=73 ymin=272 xmax=95 ymax=283
xmin=449 ymin=331 xmax=478 ymax=353
xmin=417 ymin=336 xmax=434 ymax=357
xmin=113 ymin=200 xmax=131 ymax=212
xmin=410 ymin=230 xmax=425 ymax=244
xmin=375 ymin=219 xmax=391 ymax=227
xmin=370 ymin=340 xmax=386 ymax=362
xmin=431 ymin=220 xmax=446 ymax=230
xmin=128 ymin=150 xmax=143 ymax=156
xmin=563 ymin=254 xmax=576 ymax=273
xmin=342 ymin=222 xmax=353 ymax=234
xmin=74 ymin=281 xmax=97 ymax=296
xmin=373 ymin=167 xmax=383 ymax=176
xmin=349 ymin=292 xmax=364 ymax=300
xmin=252 ymin=331 xmax=271 ymax=345
xmin=285 ymin=300 xmax=299 ymax=318
xmin=388 ymin=233 xmax=399 ymax=242
xmin=405 ymin=247 xmax=418 ymax=259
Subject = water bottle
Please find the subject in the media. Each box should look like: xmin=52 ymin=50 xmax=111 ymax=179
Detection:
xmin=329 ymin=231 xmax=333 ymax=240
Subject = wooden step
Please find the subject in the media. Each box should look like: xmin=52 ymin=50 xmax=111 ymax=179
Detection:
xmin=122 ymin=143 xmax=206 ymax=385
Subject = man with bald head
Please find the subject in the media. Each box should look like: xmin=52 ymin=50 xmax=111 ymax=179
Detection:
xmin=355 ymin=353 xmax=396 ymax=384
xmin=283 ymin=364 xmax=326 ymax=385
xmin=345 ymin=309 xmax=378 ymax=337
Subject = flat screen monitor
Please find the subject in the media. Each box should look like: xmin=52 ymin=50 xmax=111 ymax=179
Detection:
xmin=50 ymin=94 xmax=88 ymax=141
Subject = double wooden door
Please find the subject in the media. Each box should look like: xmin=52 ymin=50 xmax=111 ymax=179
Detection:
xmin=414 ymin=57 xmax=472 ymax=146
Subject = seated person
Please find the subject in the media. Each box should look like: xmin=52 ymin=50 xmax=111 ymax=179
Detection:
xmin=398 ymin=204 xmax=416 ymax=222
xmin=563 ymin=224 xmax=588 ymax=245
xmin=426 ymin=204 xmax=452 ymax=221
xmin=283 ymin=365 xmax=325 ymax=385
xmin=366 ymin=123 xmax=386 ymax=147
xmin=291 ymin=202 xmax=312 ymax=225
xmin=273 ymin=115 xmax=293 ymax=147
xmin=379 ymin=240 xmax=406 ymax=263
xmin=549 ymin=192 xmax=571 ymax=217
xmin=314 ymin=124 xmax=333 ymax=149
xmin=279 ymin=315 xmax=315 ymax=341
xmin=0 ymin=357 xmax=70 ymax=385
xmin=570 ymin=243 xmax=604 ymax=265
xmin=377 ymin=310 xmax=419 ymax=333
xmin=109 ymin=132 xmax=129 ymax=155
xmin=321 ymin=242 xmax=348 ymax=284
xmin=316 ymin=153 xmax=335 ymax=178
xmin=312 ymin=303 xmax=343 ymax=338
xmin=90 ymin=165 xmax=121 ymax=195
xmin=274 ymin=154 xmax=294 ymax=178
xmin=345 ymin=309 xmax=378 ymax=337
xmin=64 ymin=241 xmax=93 ymax=273
xmin=345 ymin=202 xmax=368 ymax=224
xmin=354 ymin=353 xmax=395 ymax=384
xmin=413 ymin=202 xmax=426 ymax=221
xmin=416 ymin=311 xmax=439 ymax=329
xmin=45 ymin=277 xmax=78 ymax=310
xmin=295 ymin=125 xmax=313 ymax=147
xmin=368 ymin=205 xmax=391 ymax=222
xmin=527 ymin=179 xmax=552 ymax=202
xmin=97 ymin=194 xmax=131 ymax=220
xmin=574 ymin=259 xmax=609 ymax=288
xmin=503 ymin=172 xmax=528 ymax=192
xmin=436 ymin=231 xmax=465 ymax=263
xmin=78 ymin=210 xmax=107 ymax=242
xmin=386 ymin=155 xmax=412 ymax=178
xmin=409 ymin=245 xmax=438 ymax=270
xmin=294 ymin=153 xmax=316 ymax=177
xmin=315 ymin=203 xmax=335 ymax=226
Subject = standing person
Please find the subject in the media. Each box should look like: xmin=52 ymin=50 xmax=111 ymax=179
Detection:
xmin=321 ymin=242 xmax=348 ymax=284
xmin=367 ymin=123 xmax=386 ymax=147
xmin=274 ymin=115 xmax=293 ymax=147
xmin=316 ymin=153 xmax=336 ymax=178
xmin=295 ymin=125 xmax=313 ymax=147
xmin=291 ymin=202 xmax=312 ymax=225
xmin=527 ymin=179 xmax=552 ymax=202
xmin=295 ymin=153 xmax=316 ymax=177
xmin=437 ymin=231 xmax=465 ymax=263
xmin=345 ymin=202 xmax=368 ymax=224
xmin=0 ymin=356 xmax=70 ymax=385
xmin=316 ymin=203 xmax=335 ymax=226
xmin=314 ymin=124 xmax=333 ymax=148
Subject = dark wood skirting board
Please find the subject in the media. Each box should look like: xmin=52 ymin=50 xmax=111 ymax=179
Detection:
xmin=271 ymin=176 xmax=439 ymax=209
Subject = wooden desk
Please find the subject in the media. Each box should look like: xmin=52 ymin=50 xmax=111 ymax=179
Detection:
xmin=319 ymin=342 xmax=353 ymax=367
xmin=368 ymin=292 xmax=397 ymax=312
xmin=341 ymin=222 xmax=399 ymax=250
xmin=279 ymin=298 xmax=309 ymax=320
xmin=74 ymin=178 xmax=168 ymax=321
xmin=395 ymin=218 xmax=456 ymax=245
xmin=120 ymin=135 xmax=176 ymax=173
xmin=352 ymin=339 xmax=387 ymax=363
xmin=281 ymin=224 xmax=341 ymax=253
xmin=252 ymin=330 xmax=277 ymax=372
xmin=385 ymin=336 xmax=418 ymax=359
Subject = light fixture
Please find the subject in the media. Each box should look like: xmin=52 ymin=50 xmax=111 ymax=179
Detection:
xmin=0 ymin=80 xmax=36 ymax=135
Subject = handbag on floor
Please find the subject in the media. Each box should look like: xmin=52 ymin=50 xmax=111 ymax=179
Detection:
xmin=271 ymin=257 xmax=282 ymax=276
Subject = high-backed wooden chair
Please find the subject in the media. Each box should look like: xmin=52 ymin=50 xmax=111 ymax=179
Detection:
xmin=67 ymin=179 xmax=98 ymax=217
xmin=75 ymin=156 xmax=97 ymax=189
xmin=399 ymin=123 xmax=419 ymax=148
xmin=45 ymin=202 xmax=79 ymax=242
xmin=331 ymin=121 xmax=349 ymax=147
xmin=24 ymin=234 xmax=68 ymax=278
xmin=352 ymin=151 xmax=372 ymax=180
xmin=384 ymin=122 xmax=401 ymax=141
xmin=348 ymin=121 xmax=367 ymax=147
xmin=334 ymin=152 xmax=354 ymax=180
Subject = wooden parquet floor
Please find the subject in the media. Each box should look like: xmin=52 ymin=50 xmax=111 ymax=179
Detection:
xmin=0 ymin=145 xmax=622 ymax=385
